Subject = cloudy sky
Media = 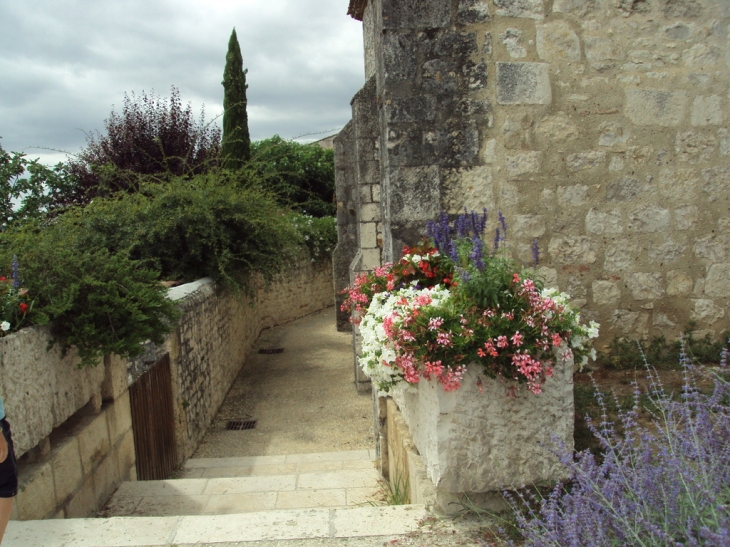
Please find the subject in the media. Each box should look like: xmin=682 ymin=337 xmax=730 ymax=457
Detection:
xmin=0 ymin=0 xmax=364 ymax=166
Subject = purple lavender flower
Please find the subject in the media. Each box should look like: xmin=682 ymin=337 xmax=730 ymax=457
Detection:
xmin=498 ymin=211 xmax=507 ymax=240
xmin=11 ymin=255 xmax=20 ymax=289
xmin=470 ymin=236 xmax=485 ymax=271
xmin=507 ymin=342 xmax=730 ymax=545
xmin=531 ymin=238 xmax=540 ymax=267
xmin=493 ymin=228 xmax=500 ymax=251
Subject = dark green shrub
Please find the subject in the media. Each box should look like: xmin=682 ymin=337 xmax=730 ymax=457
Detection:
xmin=249 ymin=136 xmax=335 ymax=217
xmin=290 ymin=214 xmax=337 ymax=264
xmin=51 ymin=173 xmax=303 ymax=292
xmin=0 ymin=224 xmax=178 ymax=366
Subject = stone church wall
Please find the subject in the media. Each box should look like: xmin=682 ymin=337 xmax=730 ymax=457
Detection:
xmin=339 ymin=0 xmax=730 ymax=346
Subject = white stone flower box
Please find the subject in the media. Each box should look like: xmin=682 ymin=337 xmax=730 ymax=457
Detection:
xmin=390 ymin=349 xmax=574 ymax=511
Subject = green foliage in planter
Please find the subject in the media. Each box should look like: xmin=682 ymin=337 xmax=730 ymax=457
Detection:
xmin=0 ymin=224 xmax=179 ymax=366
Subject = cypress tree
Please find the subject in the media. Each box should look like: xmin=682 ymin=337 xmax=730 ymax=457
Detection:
xmin=221 ymin=28 xmax=250 ymax=168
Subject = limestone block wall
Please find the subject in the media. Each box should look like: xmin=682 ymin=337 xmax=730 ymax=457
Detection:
xmin=343 ymin=0 xmax=730 ymax=346
xmin=166 ymin=257 xmax=334 ymax=463
xmin=0 ymin=329 xmax=105 ymax=458
xmin=0 ymin=350 xmax=135 ymax=521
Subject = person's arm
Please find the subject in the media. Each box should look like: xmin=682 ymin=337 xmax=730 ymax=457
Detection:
xmin=0 ymin=432 xmax=7 ymax=463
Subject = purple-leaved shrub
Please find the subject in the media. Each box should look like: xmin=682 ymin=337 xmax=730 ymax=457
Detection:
xmin=507 ymin=341 xmax=730 ymax=546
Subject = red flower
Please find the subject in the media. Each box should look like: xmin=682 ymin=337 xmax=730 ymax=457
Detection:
xmin=18 ymin=302 xmax=29 ymax=314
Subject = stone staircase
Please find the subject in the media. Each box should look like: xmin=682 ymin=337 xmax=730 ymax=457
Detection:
xmin=4 ymin=450 xmax=432 ymax=546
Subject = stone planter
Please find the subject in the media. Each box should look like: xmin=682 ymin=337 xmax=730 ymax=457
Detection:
xmin=390 ymin=349 xmax=574 ymax=511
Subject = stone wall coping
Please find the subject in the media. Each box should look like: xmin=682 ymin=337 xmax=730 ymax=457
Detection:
xmin=167 ymin=278 xmax=214 ymax=302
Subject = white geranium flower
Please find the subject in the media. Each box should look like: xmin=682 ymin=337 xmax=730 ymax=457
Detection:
xmin=0 ymin=321 xmax=10 ymax=332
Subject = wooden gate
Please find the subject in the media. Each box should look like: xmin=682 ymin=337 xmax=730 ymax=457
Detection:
xmin=129 ymin=353 xmax=178 ymax=481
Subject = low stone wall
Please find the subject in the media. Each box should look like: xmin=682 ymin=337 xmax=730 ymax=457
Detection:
xmin=1 ymin=351 xmax=134 ymax=521
xmin=165 ymin=257 xmax=334 ymax=463
xmin=1 ymin=256 xmax=334 ymax=520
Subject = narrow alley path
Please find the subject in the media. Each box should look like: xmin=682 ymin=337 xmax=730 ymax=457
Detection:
xmin=191 ymin=306 xmax=375 ymax=458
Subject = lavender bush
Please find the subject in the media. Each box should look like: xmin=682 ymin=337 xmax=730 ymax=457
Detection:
xmin=507 ymin=341 xmax=730 ymax=546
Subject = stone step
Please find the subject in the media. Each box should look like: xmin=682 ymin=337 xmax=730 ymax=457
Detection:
xmin=181 ymin=449 xmax=377 ymax=479
xmin=4 ymin=505 xmax=429 ymax=547
xmin=102 ymin=451 xmax=383 ymax=517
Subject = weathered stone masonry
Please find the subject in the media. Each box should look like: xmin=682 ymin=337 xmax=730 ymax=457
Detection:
xmin=338 ymin=0 xmax=730 ymax=348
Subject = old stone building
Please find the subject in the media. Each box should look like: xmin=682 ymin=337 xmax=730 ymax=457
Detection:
xmin=334 ymin=0 xmax=730 ymax=353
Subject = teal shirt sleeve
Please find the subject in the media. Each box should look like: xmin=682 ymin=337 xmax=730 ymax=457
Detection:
xmin=0 ymin=394 xmax=5 ymax=421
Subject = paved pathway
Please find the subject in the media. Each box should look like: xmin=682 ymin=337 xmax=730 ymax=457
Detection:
xmin=192 ymin=307 xmax=375 ymax=458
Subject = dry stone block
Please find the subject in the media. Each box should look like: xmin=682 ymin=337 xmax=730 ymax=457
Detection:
xmin=483 ymin=139 xmax=497 ymax=163
xmin=653 ymin=313 xmax=677 ymax=328
xmin=705 ymin=264 xmax=730 ymax=298
xmin=498 ymin=181 xmax=520 ymax=208
xmin=694 ymin=235 xmax=728 ymax=263
xmin=501 ymin=29 xmax=527 ymax=58
xmin=702 ymin=167 xmax=730 ymax=201
xmin=506 ymin=151 xmax=541 ymax=179
xmin=661 ymin=0 xmax=703 ymax=18
xmin=676 ymin=131 xmax=717 ymax=164
xmin=691 ymin=95 xmax=724 ymax=127
xmin=553 ymin=0 xmax=599 ymax=14
xmin=116 ymin=427 xmax=136 ymax=481
xmin=629 ymin=273 xmax=664 ymax=300
xmin=548 ymin=236 xmax=596 ymax=265
xmin=536 ymin=21 xmax=581 ymax=62
xmin=512 ymin=215 xmax=546 ymax=239
xmin=77 ymin=412 xmax=111 ymax=476
xmin=649 ymin=240 xmax=688 ymax=264
xmin=586 ymin=208 xmax=623 ymax=234
xmin=691 ymin=299 xmax=724 ymax=324
xmin=606 ymin=176 xmax=643 ymax=201
xmin=598 ymin=122 xmax=627 ymax=147
xmin=624 ymin=89 xmax=687 ymax=127
xmin=658 ymin=169 xmax=699 ymax=203
xmin=719 ymin=129 xmax=730 ymax=156
xmin=665 ymin=23 xmax=691 ymax=41
xmin=536 ymin=112 xmax=579 ymax=142
xmin=497 ymin=63 xmax=551 ymax=105
xmin=493 ymin=0 xmax=544 ymax=19
xmin=51 ymin=437 xmax=83 ymax=506
xmin=442 ymin=166 xmax=494 ymax=214
xmin=592 ymin=281 xmax=621 ymax=305
xmin=458 ymin=0 xmax=491 ymax=23
xmin=390 ymin=165 xmax=441 ymax=221
xmin=611 ymin=310 xmax=649 ymax=337
xmin=682 ymin=44 xmax=720 ymax=68
xmin=667 ymin=270 xmax=693 ymax=296
xmin=609 ymin=156 xmax=625 ymax=172
xmin=382 ymin=0 xmax=451 ymax=29
xmin=558 ymin=185 xmax=589 ymax=206
xmin=360 ymin=222 xmax=378 ymax=248
xmin=585 ymin=36 xmax=623 ymax=63
xmin=361 ymin=203 xmax=381 ymax=222
xmin=64 ymin=476 xmax=97 ymax=519
xmin=604 ymin=242 xmax=640 ymax=272
xmin=628 ymin=205 xmax=670 ymax=233
xmin=16 ymin=462 xmax=56 ymax=520
xmin=566 ymin=151 xmax=606 ymax=172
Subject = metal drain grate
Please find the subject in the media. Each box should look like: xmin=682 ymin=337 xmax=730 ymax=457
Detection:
xmin=226 ymin=419 xmax=257 ymax=431
xmin=258 ymin=348 xmax=284 ymax=354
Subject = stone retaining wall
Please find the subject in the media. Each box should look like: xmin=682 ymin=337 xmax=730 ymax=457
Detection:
xmin=167 ymin=257 xmax=334 ymax=462
xmin=1 ymin=256 xmax=334 ymax=520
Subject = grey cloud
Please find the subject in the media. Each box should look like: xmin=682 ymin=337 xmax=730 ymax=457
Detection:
xmin=0 ymin=0 xmax=363 ymax=163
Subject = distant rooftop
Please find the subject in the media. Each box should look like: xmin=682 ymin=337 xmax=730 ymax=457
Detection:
xmin=347 ymin=0 xmax=368 ymax=21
